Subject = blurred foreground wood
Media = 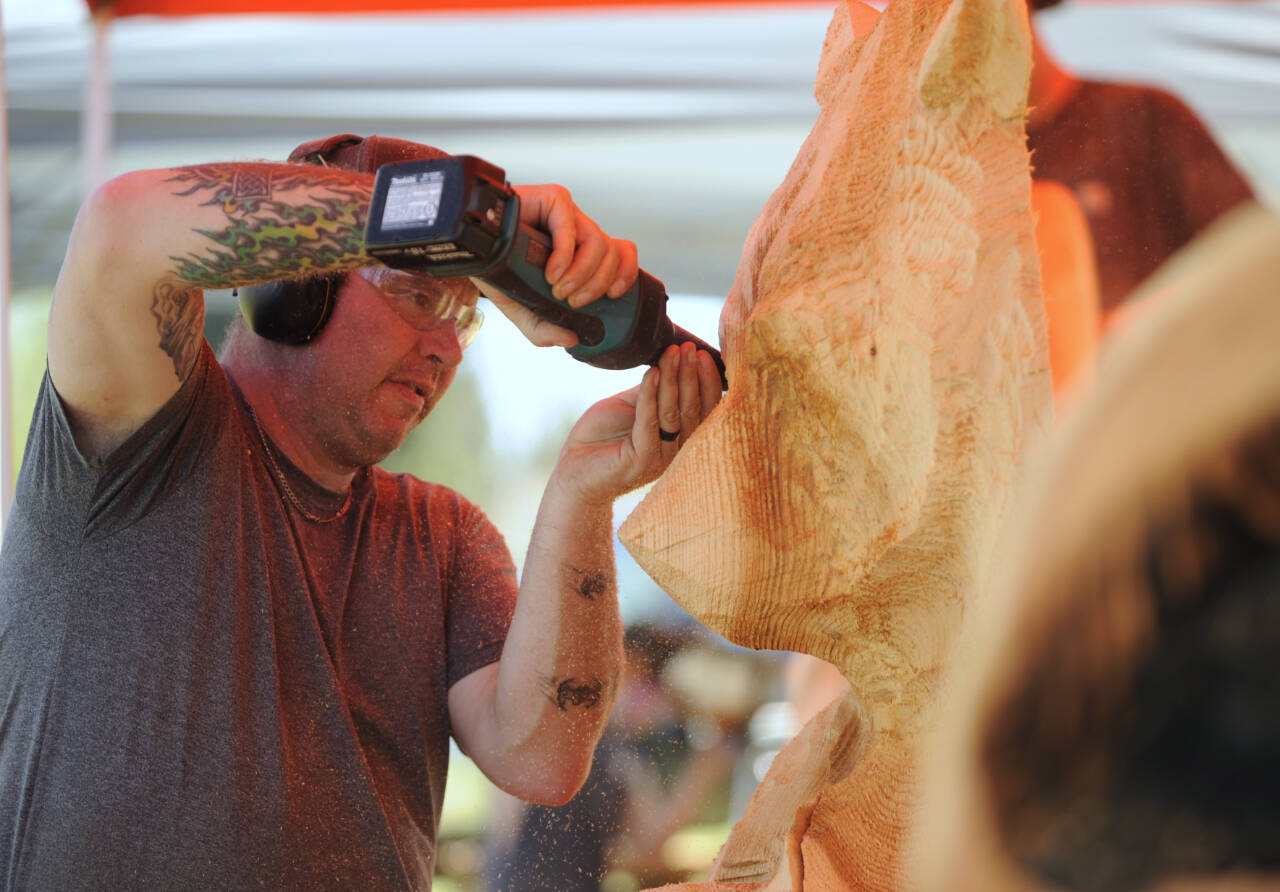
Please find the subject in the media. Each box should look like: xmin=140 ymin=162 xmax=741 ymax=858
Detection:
xmin=620 ymin=0 xmax=1051 ymax=887
xmin=913 ymin=203 xmax=1280 ymax=891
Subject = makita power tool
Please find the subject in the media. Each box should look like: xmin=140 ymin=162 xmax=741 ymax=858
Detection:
xmin=363 ymin=154 xmax=727 ymax=389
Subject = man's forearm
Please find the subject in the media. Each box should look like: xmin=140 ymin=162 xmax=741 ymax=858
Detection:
xmin=58 ymin=162 xmax=375 ymax=382
xmin=161 ymin=162 xmax=373 ymax=290
xmin=47 ymin=161 xmax=378 ymax=455
xmin=487 ymin=479 xmax=625 ymax=802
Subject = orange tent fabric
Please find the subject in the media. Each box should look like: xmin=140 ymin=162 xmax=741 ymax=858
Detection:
xmin=82 ymin=0 xmax=1260 ymax=16
xmin=84 ymin=0 xmax=834 ymax=17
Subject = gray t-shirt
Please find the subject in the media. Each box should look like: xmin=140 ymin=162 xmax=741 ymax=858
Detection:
xmin=0 ymin=343 xmax=519 ymax=890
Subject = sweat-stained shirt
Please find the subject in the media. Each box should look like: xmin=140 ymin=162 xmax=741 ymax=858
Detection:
xmin=1027 ymin=79 xmax=1255 ymax=315
xmin=0 ymin=342 xmax=519 ymax=890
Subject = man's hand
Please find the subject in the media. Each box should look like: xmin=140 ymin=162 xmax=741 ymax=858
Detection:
xmin=550 ymin=341 xmax=723 ymax=505
xmin=472 ymin=184 xmax=639 ymax=348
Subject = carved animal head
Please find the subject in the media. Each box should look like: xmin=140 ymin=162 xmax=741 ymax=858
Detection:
xmin=620 ymin=0 xmax=1049 ymax=728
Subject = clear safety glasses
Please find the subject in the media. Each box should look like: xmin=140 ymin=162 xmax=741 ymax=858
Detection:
xmin=355 ymin=267 xmax=484 ymax=349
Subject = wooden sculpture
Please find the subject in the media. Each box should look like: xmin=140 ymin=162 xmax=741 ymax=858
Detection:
xmin=618 ymin=0 xmax=1051 ymax=887
xmin=912 ymin=204 xmax=1280 ymax=892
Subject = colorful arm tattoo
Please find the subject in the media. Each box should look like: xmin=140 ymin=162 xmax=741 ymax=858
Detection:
xmin=148 ymin=163 xmax=368 ymax=376
xmin=165 ymin=164 xmax=369 ymax=289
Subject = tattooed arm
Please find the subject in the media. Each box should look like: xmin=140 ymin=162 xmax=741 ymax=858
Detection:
xmin=449 ymin=341 xmax=722 ymax=805
xmin=48 ymin=163 xmax=371 ymax=456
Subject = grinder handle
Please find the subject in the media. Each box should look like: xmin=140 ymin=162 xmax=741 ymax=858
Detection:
xmin=481 ymin=217 xmax=728 ymax=390
xmin=481 ymin=222 xmax=644 ymax=352
xmin=479 ymin=224 xmax=610 ymax=347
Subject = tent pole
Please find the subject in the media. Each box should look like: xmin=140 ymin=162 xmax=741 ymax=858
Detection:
xmin=83 ymin=7 xmax=115 ymax=198
xmin=0 ymin=6 xmax=13 ymax=531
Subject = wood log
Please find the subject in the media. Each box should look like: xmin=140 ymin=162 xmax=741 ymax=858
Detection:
xmin=620 ymin=0 xmax=1052 ymax=887
xmin=710 ymin=692 xmax=867 ymax=888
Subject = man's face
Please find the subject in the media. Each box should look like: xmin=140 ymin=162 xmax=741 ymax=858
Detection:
xmin=283 ymin=270 xmax=480 ymax=471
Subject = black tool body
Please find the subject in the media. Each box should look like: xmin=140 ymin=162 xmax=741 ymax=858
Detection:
xmin=364 ymin=155 xmax=727 ymax=388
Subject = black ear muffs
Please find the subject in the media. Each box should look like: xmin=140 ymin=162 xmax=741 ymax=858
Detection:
xmin=239 ymin=274 xmax=342 ymax=346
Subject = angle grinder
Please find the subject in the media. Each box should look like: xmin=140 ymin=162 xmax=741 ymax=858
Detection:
xmin=363 ymin=154 xmax=727 ymax=389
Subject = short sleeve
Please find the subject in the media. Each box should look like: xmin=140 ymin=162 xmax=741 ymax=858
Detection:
xmin=441 ymin=495 xmax=519 ymax=688
xmin=1158 ymin=90 xmax=1256 ymax=235
xmin=14 ymin=342 xmax=228 ymax=540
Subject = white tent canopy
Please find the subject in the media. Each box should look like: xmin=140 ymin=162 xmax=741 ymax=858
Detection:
xmin=4 ymin=0 xmax=1278 ymax=296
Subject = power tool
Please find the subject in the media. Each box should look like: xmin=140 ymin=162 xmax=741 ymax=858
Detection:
xmin=363 ymin=154 xmax=728 ymax=389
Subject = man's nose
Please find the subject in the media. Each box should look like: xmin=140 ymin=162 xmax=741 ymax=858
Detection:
xmin=415 ymin=323 xmax=463 ymax=368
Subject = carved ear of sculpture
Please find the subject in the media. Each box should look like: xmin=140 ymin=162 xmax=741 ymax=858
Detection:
xmin=816 ymin=2 xmax=883 ymax=108
xmin=919 ymin=0 xmax=1031 ymax=118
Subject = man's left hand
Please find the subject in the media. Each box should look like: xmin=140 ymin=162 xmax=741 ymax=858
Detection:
xmin=550 ymin=341 xmax=723 ymax=505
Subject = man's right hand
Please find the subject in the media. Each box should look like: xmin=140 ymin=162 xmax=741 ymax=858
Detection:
xmin=472 ymin=183 xmax=638 ymax=349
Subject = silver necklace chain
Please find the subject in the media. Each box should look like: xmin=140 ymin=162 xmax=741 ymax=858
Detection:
xmin=245 ymin=403 xmax=353 ymax=524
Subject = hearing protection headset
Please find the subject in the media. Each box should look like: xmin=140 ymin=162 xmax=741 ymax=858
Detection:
xmin=238 ymin=275 xmax=342 ymax=346
xmin=238 ymin=134 xmax=451 ymax=345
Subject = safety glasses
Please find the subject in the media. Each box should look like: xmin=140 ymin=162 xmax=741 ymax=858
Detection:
xmin=354 ymin=267 xmax=484 ymax=349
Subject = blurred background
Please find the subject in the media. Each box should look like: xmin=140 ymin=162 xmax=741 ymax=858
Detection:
xmin=2 ymin=0 xmax=1277 ymax=887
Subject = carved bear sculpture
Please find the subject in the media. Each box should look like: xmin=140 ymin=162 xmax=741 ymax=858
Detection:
xmin=618 ymin=0 xmax=1051 ymax=887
